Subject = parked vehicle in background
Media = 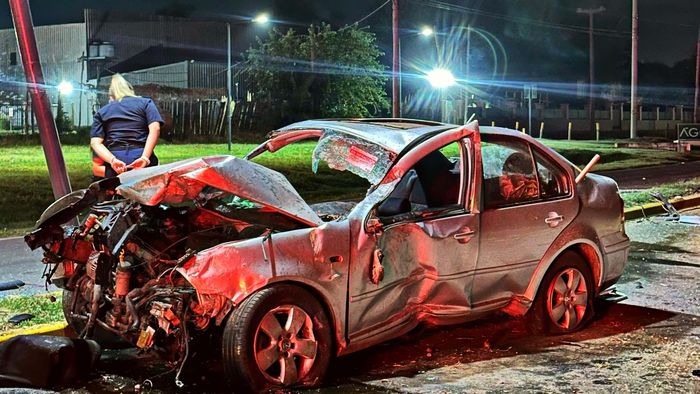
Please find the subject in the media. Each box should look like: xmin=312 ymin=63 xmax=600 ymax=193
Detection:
xmin=25 ymin=119 xmax=629 ymax=392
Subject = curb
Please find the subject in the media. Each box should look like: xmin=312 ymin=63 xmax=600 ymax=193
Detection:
xmin=624 ymin=193 xmax=700 ymax=221
xmin=0 ymin=321 xmax=68 ymax=343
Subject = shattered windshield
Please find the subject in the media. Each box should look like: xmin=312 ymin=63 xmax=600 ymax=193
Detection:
xmin=311 ymin=131 xmax=392 ymax=184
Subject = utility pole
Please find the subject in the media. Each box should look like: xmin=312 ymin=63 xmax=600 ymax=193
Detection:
xmin=630 ymin=0 xmax=639 ymax=138
xmin=464 ymin=26 xmax=471 ymax=124
xmin=577 ymin=6 xmax=605 ymax=137
xmin=694 ymin=25 xmax=699 ymax=123
xmin=226 ymin=22 xmax=232 ymax=151
xmin=392 ymin=0 xmax=399 ymax=118
xmin=10 ymin=0 xmax=71 ymax=199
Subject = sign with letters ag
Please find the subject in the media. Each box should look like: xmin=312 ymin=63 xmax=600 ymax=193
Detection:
xmin=677 ymin=124 xmax=700 ymax=140
xmin=677 ymin=123 xmax=700 ymax=140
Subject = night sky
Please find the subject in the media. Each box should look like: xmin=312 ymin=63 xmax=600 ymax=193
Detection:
xmin=0 ymin=0 xmax=697 ymax=83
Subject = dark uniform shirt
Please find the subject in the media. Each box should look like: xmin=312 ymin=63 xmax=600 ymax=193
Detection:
xmin=90 ymin=96 xmax=164 ymax=149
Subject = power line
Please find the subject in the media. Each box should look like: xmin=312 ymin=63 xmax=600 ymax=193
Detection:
xmin=412 ymin=0 xmax=629 ymax=38
xmin=347 ymin=0 xmax=390 ymax=27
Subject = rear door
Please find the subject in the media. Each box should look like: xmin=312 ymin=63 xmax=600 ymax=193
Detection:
xmin=472 ymin=135 xmax=578 ymax=307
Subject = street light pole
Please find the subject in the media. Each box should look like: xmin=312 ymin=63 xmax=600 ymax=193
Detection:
xmin=226 ymin=22 xmax=232 ymax=152
xmin=463 ymin=25 xmax=471 ymax=124
xmin=694 ymin=25 xmax=699 ymax=123
xmin=392 ymin=0 xmax=400 ymax=118
xmin=577 ymin=6 xmax=605 ymax=137
xmin=630 ymin=0 xmax=639 ymax=138
xmin=10 ymin=0 xmax=71 ymax=199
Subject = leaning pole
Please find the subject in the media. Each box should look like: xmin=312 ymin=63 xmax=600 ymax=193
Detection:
xmin=9 ymin=0 xmax=71 ymax=199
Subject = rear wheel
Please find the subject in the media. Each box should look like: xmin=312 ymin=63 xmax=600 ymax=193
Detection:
xmin=222 ymin=285 xmax=332 ymax=392
xmin=528 ymin=251 xmax=595 ymax=334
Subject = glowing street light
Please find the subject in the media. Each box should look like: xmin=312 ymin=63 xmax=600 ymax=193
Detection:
xmin=226 ymin=12 xmax=272 ymax=151
xmin=426 ymin=68 xmax=456 ymax=88
xmin=57 ymin=80 xmax=73 ymax=96
xmin=420 ymin=26 xmax=434 ymax=37
xmin=252 ymin=13 xmax=269 ymax=24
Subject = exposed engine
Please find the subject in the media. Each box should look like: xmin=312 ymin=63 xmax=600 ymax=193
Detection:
xmin=28 ymin=195 xmax=269 ymax=376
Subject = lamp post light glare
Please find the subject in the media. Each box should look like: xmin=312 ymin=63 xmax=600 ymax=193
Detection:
xmin=57 ymin=80 xmax=73 ymax=96
xmin=252 ymin=13 xmax=269 ymax=24
xmin=420 ymin=26 xmax=434 ymax=37
xmin=426 ymin=68 xmax=456 ymax=88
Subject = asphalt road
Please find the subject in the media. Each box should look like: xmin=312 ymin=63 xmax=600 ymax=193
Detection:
xmin=0 ymin=236 xmax=50 ymax=294
xmin=597 ymin=160 xmax=700 ymax=190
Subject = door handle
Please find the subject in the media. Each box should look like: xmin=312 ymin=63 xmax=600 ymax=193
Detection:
xmin=453 ymin=228 xmax=476 ymax=243
xmin=544 ymin=212 xmax=564 ymax=228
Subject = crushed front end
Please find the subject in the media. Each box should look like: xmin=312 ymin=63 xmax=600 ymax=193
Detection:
xmin=24 ymin=156 xmax=322 ymax=381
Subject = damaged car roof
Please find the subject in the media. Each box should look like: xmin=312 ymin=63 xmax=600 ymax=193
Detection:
xmin=117 ymin=155 xmax=323 ymax=227
xmin=275 ymin=119 xmax=455 ymax=154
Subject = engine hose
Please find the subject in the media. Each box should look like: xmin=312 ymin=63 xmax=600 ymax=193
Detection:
xmin=84 ymin=284 xmax=103 ymax=338
xmin=125 ymin=279 xmax=159 ymax=331
xmin=126 ymin=287 xmax=144 ymax=331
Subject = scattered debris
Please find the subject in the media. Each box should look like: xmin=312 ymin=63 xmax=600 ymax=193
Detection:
xmin=598 ymin=287 xmax=628 ymax=303
xmin=7 ymin=313 xmax=34 ymax=325
xmin=650 ymin=192 xmax=700 ymax=226
xmin=0 ymin=280 xmax=25 ymax=292
xmin=560 ymin=341 xmax=585 ymax=348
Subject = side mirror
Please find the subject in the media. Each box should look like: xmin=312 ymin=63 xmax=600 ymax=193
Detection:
xmin=365 ymin=217 xmax=383 ymax=234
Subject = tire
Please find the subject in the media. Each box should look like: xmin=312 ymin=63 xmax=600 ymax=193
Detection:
xmin=62 ymin=288 xmax=86 ymax=335
xmin=62 ymin=288 xmax=130 ymax=348
xmin=527 ymin=251 xmax=595 ymax=335
xmin=222 ymin=285 xmax=332 ymax=393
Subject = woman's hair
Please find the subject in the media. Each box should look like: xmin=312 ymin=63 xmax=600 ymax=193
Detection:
xmin=108 ymin=74 xmax=136 ymax=101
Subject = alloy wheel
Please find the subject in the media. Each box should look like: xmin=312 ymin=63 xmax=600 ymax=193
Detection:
xmin=253 ymin=305 xmax=319 ymax=385
xmin=545 ymin=268 xmax=589 ymax=330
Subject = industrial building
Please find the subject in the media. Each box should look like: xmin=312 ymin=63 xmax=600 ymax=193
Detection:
xmin=0 ymin=9 xmax=253 ymax=131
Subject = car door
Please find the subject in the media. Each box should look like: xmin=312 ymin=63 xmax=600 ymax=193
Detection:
xmin=347 ymin=133 xmax=481 ymax=344
xmin=472 ymin=135 xmax=578 ymax=308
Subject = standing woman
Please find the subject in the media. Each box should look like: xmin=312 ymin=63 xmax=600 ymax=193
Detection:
xmin=90 ymin=74 xmax=164 ymax=177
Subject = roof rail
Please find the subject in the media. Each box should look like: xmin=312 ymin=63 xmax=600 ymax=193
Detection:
xmin=318 ymin=117 xmax=447 ymax=127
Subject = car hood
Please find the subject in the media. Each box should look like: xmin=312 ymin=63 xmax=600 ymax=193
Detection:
xmin=117 ymin=155 xmax=323 ymax=227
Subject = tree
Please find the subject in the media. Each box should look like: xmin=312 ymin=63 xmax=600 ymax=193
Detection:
xmin=55 ymin=95 xmax=71 ymax=132
xmin=244 ymin=24 xmax=389 ymax=123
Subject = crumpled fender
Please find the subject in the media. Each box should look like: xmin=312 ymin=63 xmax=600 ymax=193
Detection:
xmin=176 ymin=221 xmax=351 ymax=351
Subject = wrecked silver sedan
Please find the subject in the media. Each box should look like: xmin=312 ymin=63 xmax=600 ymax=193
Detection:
xmin=25 ymin=119 xmax=629 ymax=392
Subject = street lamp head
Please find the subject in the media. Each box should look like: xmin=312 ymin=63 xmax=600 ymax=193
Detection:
xmin=420 ymin=26 xmax=434 ymax=37
xmin=57 ymin=80 xmax=73 ymax=96
xmin=252 ymin=13 xmax=270 ymax=24
xmin=426 ymin=68 xmax=456 ymax=88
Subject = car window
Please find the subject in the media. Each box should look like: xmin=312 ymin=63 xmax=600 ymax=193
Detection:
xmin=533 ymin=149 xmax=570 ymax=199
xmin=376 ymin=141 xmax=464 ymax=220
xmin=481 ymin=138 xmax=539 ymax=209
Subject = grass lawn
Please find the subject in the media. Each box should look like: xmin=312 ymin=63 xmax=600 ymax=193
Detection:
xmin=0 ymin=292 xmax=63 ymax=335
xmin=620 ymin=177 xmax=700 ymax=208
xmin=1 ymin=139 xmax=699 ymax=236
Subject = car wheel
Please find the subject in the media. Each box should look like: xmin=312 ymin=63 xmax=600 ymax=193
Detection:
xmin=222 ymin=284 xmax=332 ymax=392
xmin=62 ymin=288 xmax=86 ymax=335
xmin=528 ymin=251 xmax=595 ymax=334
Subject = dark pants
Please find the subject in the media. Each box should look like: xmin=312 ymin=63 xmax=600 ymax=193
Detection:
xmin=105 ymin=145 xmax=158 ymax=178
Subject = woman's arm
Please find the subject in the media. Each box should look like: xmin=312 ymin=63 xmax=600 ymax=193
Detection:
xmin=90 ymin=137 xmax=126 ymax=174
xmin=142 ymin=121 xmax=160 ymax=158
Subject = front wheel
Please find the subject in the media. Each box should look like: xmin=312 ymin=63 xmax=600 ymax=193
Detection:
xmin=222 ymin=285 xmax=332 ymax=392
xmin=528 ymin=251 xmax=595 ymax=334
